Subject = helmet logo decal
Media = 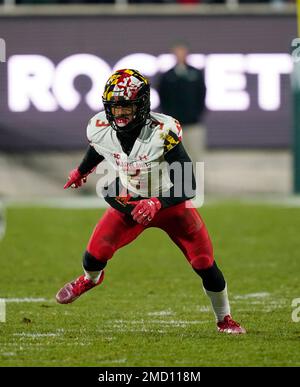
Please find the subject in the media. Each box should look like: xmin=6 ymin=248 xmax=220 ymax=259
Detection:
xmin=104 ymin=72 xmax=144 ymax=101
xmin=112 ymin=76 xmax=143 ymax=100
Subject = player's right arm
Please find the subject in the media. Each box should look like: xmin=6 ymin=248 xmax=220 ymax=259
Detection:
xmin=64 ymin=114 xmax=106 ymax=189
xmin=64 ymin=145 xmax=104 ymax=189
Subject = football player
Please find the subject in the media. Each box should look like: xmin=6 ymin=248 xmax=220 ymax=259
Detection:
xmin=56 ymin=69 xmax=245 ymax=334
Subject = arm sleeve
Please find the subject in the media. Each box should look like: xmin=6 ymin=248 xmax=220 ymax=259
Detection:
xmin=158 ymin=142 xmax=196 ymax=208
xmin=78 ymin=145 xmax=104 ymax=175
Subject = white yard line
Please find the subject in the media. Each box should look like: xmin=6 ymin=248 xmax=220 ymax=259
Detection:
xmin=233 ymin=292 xmax=270 ymax=300
xmin=1 ymin=352 xmax=16 ymax=356
xmin=13 ymin=332 xmax=60 ymax=338
xmin=147 ymin=310 xmax=174 ymax=316
xmin=109 ymin=319 xmax=210 ymax=326
xmin=198 ymin=306 xmax=210 ymax=312
xmin=4 ymin=298 xmax=51 ymax=303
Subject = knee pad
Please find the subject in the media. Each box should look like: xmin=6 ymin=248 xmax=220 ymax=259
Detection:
xmin=189 ymin=239 xmax=214 ymax=270
xmin=186 ymin=233 xmax=214 ymax=271
xmin=190 ymin=253 xmax=214 ymax=271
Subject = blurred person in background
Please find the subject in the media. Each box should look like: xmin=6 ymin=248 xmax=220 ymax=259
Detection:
xmin=56 ymin=68 xmax=245 ymax=335
xmin=157 ymin=41 xmax=207 ymax=164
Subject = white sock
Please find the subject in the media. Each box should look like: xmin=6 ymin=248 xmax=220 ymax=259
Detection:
xmin=204 ymin=285 xmax=231 ymax=322
xmin=84 ymin=269 xmax=102 ymax=284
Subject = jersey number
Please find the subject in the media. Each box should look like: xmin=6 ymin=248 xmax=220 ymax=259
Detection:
xmin=128 ymin=168 xmax=141 ymax=190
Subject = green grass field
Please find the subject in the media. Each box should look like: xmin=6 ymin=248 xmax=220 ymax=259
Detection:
xmin=0 ymin=202 xmax=300 ymax=367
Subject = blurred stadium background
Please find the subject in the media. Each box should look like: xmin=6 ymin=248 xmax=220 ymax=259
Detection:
xmin=0 ymin=0 xmax=297 ymax=203
xmin=1 ymin=1 xmax=300 ymax=367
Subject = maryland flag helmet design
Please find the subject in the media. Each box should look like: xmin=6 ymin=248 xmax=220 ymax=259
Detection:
xmin=102 ymin=69 xmax=150 ymax=132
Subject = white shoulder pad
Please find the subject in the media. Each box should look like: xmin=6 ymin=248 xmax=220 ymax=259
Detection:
xmin=152 ymin=112 xmax=183 ymax=140
xmin=155 ymin=113 xmax=182 ymax=154
xmin=86 ymin=111 xmax=110 ymax=143
xmin=167 ymin=116 xmax=183 ymax=141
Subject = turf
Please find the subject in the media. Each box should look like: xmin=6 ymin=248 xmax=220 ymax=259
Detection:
xmin=0 ymin=202 xmax=299 ymax=367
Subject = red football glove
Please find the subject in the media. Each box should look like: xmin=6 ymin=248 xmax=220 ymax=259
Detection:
xmin=129 ymin=198 xmax=162 ymax=226
xmin=64 ymin=168 xmax=88 ymax=189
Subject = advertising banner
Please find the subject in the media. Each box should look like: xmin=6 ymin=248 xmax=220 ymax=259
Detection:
xmin=0 ymin=15 xmax=296 ymax=150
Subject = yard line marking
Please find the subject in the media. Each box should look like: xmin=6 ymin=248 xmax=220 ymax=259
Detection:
xmin=1 ymin=352 xmax=16 ymax=356
xmin=13 ymin=332 xmax=60 ymax=338
xmin=198 ymin=306 xmax=210 ymax=312
xmin=149 ymin=320 xmax=209 ymax=325
xmin=0 ymin=299 xmax=6 ymax=322
xmin=4 ymin=298 xmax=51 ymax=303
xmin=233 ymin=292 xmax=270 ymax=300
xmin=147 ymin=310 xmax=174 ymax=316
xmin=109 ymin=319 xmax=210 ymax=325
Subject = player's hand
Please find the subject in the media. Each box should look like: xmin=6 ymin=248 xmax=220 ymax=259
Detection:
xmin=64 ymin=168 xmax=87 ymax=189
xmin=129 ymin=198 xmax=162 ymax=226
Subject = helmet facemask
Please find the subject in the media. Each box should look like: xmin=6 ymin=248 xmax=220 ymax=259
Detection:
xmin=102 ymin=69 xmax=150 ymax=134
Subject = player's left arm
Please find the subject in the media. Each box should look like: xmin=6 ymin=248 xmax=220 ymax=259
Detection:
xmin=158 ymin=140 xmax=196 ymax=208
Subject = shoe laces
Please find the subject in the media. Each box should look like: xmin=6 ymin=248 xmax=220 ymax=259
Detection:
xmin=71 ymin=276 xmax=94 ymax=295
xmin=223 ymin=315 xmax=240 ymax=328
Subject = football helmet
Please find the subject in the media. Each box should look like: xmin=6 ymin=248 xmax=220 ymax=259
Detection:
xmin=102 ymin=69 xmax=150 ymax=133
